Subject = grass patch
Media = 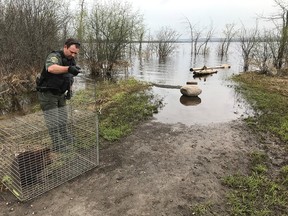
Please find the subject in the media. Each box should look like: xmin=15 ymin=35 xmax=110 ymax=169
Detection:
xmin=190 ymin=203 xmax=214 ymax=215
xmin=232 ymin=72 xmax=288 ymax=143
xmin=223 ymin=72 xmax=288 ymax=215
xmin=223 ymin=151 xmax=288 ymax=215
xmin=71 ymin=78 xmax=162 ymax=141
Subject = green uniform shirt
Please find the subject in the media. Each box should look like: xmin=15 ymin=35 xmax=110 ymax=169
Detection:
xmin=45 ymin=52 xmax=63 ymax=70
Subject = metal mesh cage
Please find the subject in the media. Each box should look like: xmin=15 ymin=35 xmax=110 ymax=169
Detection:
xmin=0 ymin=106 xmax=99 ymax=201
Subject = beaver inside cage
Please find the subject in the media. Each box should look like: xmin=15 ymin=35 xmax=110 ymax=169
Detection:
xmin=11 ymin=147 xmax=52 ymax=188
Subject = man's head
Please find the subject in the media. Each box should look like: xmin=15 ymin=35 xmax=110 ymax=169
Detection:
xmin=63 ymin=38 xmax=81 ymax=59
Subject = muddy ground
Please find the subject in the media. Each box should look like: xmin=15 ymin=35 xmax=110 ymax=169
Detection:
xmin=0 ymin=119 xmax=272 ymax=215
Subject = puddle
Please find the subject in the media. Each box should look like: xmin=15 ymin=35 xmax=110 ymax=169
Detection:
xmin=151 ymin=84 xmax=253 ymax=125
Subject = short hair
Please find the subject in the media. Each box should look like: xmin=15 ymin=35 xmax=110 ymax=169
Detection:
xmin=64 ymin=38 xmax=81 ymax=48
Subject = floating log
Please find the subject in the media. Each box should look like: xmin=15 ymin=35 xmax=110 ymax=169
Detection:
xmin=150 ymin=83 xmax=182 ymax=89
xmin=189 ymin=64 xmax=231 ymax=72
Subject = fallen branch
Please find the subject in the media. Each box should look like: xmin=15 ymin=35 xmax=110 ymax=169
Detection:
xmin=189 ymin=64 xmax=231 ymax=71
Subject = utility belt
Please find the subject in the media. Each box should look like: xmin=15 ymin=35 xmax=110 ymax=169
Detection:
xmin=37 ymin=87 xmax=64 ymax=96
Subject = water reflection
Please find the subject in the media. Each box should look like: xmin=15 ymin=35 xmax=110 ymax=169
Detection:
xmin=179 ymin=95 xmax=201 ymax=106
xmin=192 ymin=74 xmax=214 ymax=82
xmin=130 ymin=42 xmax=254 ymax=125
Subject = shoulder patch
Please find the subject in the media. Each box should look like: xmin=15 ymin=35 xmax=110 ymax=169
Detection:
xmin=50 ymin=56 xmax=59 ymax=64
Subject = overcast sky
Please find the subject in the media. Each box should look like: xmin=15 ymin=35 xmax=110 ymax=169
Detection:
xmin=80 ymin=0 xmax=279 ymax=38
xmin=130 ymin=0 xmax=277 ymax=37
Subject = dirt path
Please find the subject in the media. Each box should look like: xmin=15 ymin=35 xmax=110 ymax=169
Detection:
xmin=0 ymin=119 xmax=261 ymax=215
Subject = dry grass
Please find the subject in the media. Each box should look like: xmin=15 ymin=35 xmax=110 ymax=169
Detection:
xmin=236 ymin=72 xmax=288 ymax=97
xmin=0 ymin=67 xmax=38 ymax=95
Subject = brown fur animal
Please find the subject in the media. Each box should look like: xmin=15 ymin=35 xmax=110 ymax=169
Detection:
xmin=11 ymin=147 xmax=52 ymax=187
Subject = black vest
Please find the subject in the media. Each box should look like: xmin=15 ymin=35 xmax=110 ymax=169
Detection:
xmin=36 ymin=50 xmax=76 ymax=94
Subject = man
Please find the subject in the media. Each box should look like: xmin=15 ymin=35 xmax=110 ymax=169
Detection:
xmin=36 ymin=38 xmax=81 ymax=152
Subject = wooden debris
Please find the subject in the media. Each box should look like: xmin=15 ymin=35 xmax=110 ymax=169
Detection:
xmin=189 ymin=64 xmax=231 ymax=72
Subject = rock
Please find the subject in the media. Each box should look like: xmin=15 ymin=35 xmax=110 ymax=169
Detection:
xmin=180 ymin=85 xmax=202 ymax=97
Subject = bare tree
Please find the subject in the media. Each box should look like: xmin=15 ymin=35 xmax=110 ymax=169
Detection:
xmin=238 ymin=23 xmax=259 ymax=72
xmin=87 ymin=0 xmax=144 ymax=77
xmin=76 ymin=0 xmax=86 ymax=42
xmin=218 ymin=23 xmax=237 ymax=59
xmin=154 ymin=26 xmax=180 ymax=59
xmin=0 ymin=0 xmax=70 ymax=71
xmin=196 ymin=23 xmax=215 ymax=56
xmin=183 ymin=16 xmax=197 ymax=55
xmin=185 ymin=23 xmax=213 ymax=57
xmin=142 ymin=32 xmax=154 ymax=60
xmin=192 ymin=27 xmax=203 ymax=56
xmin=0 ymin=0 xmax=71 ymax=112
xmin=137 ymin=26 xmax=145 ymax=56
xmin=271 ymin=0 xmax=288 ymax=69
xmin=249 ymin=29 xmax=274 ymax=73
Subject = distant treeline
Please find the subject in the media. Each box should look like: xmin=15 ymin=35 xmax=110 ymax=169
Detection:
xmin=130 ymin=38 xmax=278 ymax=43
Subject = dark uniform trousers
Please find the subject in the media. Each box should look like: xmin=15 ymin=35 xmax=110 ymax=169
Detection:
xmin=37 ymin=91 xmax=72 ymax=149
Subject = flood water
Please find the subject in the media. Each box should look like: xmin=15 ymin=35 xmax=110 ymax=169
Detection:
xmin=128 ymin=42 xmax=253 ymax=126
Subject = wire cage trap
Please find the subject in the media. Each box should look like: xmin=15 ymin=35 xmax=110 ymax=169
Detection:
xmin=0 ymin=106 xmax=99 ymax=201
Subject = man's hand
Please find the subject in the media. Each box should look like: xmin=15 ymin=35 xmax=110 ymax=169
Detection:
xmin=68 ymin=66 xmax=81 ymax=76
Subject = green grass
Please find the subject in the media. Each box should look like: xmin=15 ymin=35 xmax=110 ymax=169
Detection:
xmin=71 ymin=78 xmax=162 ymax=141
xmin=190 ymin=203 xmax=213 ymax=215
xmin=232 ymin=72 xmax=288 ymax=143
xmin=223 ymin=72 xmax=288 ymax=215
xmin=223 ymin=151 xmax=288 ymax=215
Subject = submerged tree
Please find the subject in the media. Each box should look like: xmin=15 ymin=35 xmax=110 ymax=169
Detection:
xmin=250 ymin=30 xmax=273 ymax=73
xmin=154 ymin=26 xmax=180 ymax=59
xmin=183 ymin=16 xmax=197 ymax=56
xmin=87 ymin=0 xmax=145 ymax=77
xmin=196 ymin=23 xmax=214 ymax=56
xmin=241 ymin=0 xmax=288 ymax=73
xmin=238 ymin=22 xmax=259 ymax=72
xmin=218 ymin=23 xmax=237 ymax=59
xmin=183 ymin=19 xmax=214 ymax=57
